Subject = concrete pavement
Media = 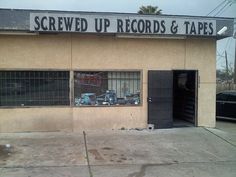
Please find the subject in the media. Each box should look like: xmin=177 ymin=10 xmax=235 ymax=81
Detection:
xmin=0 ymin=122 xmax=236 ymax=177
xmin=206 ymin=120 xmax=236 ymax=146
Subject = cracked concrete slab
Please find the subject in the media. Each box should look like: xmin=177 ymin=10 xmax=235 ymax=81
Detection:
xmin=0 ymin=124 xmax=236 ymax=177
xmin=206 ymin=121 xmax=236 ymax=146
xmin=1 ymin=162 xmax=236 ymax=177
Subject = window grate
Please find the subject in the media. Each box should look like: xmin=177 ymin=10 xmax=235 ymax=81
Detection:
xmin=0 ymin=71 xmax=70 ymax=106
xmin=74 ymin=71 xmax=141 ymax=106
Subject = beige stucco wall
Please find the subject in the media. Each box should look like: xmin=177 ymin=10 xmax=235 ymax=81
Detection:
xmin=0 ymin=108 xmax=73 ymax=132
xmin=0 ymin=34 xmax=216 ymax=132
xmin=185 ymin=38 xmax=216 ymax=127
xmin=0 ymin=34 xmax=71 ymax=69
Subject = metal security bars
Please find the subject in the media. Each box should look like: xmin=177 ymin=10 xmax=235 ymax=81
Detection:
xmin=74 ymin=71 xmax=141 ymax=106
xmin=0 ymin=70 xmax=141 ymax=107
xmin=0 ymin=71 xmax=70 ymax=106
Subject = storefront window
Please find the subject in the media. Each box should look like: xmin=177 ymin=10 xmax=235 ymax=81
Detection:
xmin=0 ymin=71 xmax=70 ymax=106
xmin=74 ymin=71 xmax=141 ymax=106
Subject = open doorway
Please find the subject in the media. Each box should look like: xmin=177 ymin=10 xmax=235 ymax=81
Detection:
xmin=173 ymin=70 xmax=198 ymax=127
xmin=148 ymin=70 xmax=198 ymax=129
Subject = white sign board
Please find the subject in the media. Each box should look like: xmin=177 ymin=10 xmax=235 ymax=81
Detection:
xmin=30 ymin=13 xmax=217 ymax=36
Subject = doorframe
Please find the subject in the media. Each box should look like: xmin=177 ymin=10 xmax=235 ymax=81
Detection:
xmin=147 ymin=69 xmax=199 ymax=128
xmin=172 ymin=69 xmax=199 ymax=127
xmin=194 ymin=70 xmax=199 ymax=127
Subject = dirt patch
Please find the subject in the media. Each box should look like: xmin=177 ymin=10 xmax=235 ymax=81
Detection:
xmin=127 ymin=164 xmax=147 ymax=177
xmin=102 ymin=147 xmax=113 ymax=150
xmin=88 ymin=149 xmax=104 ymax=160
xmin=120 ymin=157 xmax=127 ymax=160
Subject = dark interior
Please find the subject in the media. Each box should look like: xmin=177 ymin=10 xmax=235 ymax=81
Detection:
xmin=173 ymin=70 xmax=197 ymax=127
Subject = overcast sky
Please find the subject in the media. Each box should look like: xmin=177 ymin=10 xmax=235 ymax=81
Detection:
xmin=0 ymin=0 xmax=235 ymax=69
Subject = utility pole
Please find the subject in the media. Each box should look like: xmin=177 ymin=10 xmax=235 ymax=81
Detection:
xmin=233 ymin=18 xmax=236 ymax=83
xmin=225 ymin=51 xmax=229 ymax=77
xmin=225 ymin=51 xmax=230 ymax=89
xmin=234 ymin=30 xmax=236 ymax=84
xmin=233 ymin=19 xmax=236 ymax=84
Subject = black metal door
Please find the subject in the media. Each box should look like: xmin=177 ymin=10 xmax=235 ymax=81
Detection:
xmin=148 ymin=71 xmax=173 ymax=129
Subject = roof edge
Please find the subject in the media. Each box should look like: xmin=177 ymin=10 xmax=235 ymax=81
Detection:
xmin=0 ymin=8 xmax=234 ymax=20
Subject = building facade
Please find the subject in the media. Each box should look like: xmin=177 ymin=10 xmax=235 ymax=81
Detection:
xmin=0 ymin=9 xmax=234 ymax=132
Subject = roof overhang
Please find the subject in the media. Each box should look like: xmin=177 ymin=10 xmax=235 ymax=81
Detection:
xmin=0 ymin=9 xmax=234 ymax=40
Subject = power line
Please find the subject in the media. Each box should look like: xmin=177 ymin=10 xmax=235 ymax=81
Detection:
xmin=217 ymin=51 xmax=222 ymax=55
xmin=207 ymin=0 xmax=227 ymax=16
xmin=217 ymin=54 xmax=225 ymax=57
xmin=216 ymin=2 xmax=232 ymax=16
xmin=217 ymin=51 xmax=225 ymax=58
xmin=207 ymin=0 xmax=235 ymax=17
xmin=213 ymin=1 xmax=231 ymax=16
